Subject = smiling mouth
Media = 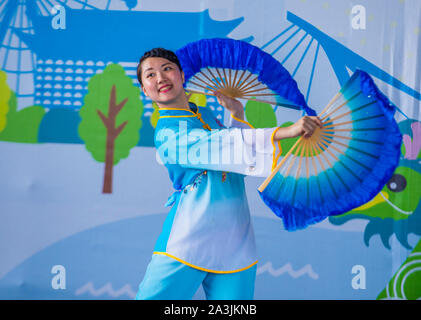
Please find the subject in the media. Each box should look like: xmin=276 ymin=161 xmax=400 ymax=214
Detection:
xmin=159 ymin=85 xmax=172 ymax=93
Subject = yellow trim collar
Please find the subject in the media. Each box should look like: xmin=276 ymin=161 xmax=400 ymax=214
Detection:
xmin=230 ymin=114 xmax=254 ymax=128
xmin=158 ymin=107 xmax=212 ymax=131
xmin=159 ymin=115 xmax=196 ymax=119
xmin=159 ymin=107 xmax=195 ymax=113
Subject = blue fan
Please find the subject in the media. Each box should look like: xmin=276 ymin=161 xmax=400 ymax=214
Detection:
xmin=257 ymin=70 xmax=402 ymax=230
xmin=176 ymin=39 xmax=401 ymax=231
xmin=176 ymin=37 xmax=316 ymax=116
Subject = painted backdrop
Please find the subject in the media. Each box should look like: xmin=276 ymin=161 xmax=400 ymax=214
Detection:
xmin=0 ymin=0 xmax=420 ymax=300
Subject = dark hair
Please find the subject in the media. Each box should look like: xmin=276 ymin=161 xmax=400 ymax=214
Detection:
xmin=136 ymin=48 xmax=182 ymax=86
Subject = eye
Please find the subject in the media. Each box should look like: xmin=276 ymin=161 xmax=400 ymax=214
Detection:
xmin=386 ymin=174 xmax=406 ymax=193
xmin=163 ymin=66 xmax=173 ymax=71
xmin=146 ymin=72 xmax=155 ymax=78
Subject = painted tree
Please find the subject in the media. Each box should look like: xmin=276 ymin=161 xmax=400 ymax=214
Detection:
xmin=0 ymin=70 xmax=11 ymax=133
xmin=0 ymin=69 xmax=45 ymax=143
xmin=149 ymin=101 xmax=160 ymax=129
xmin=0 ymin=90 xmax=45 ymax=143
xmin=78 ymin=64 xmax=143 ymax=193
xmin=244 ymin=99 xmax=277 ymax=129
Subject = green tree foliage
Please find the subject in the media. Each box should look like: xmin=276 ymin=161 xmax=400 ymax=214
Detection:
xmin=0 ymin=70 xmax=11 ymax=132
xmin=150 ymin=101 xmax=160 ymax=129
xmin=0 ymin=71 xmax=45 ymax=143
xmin=0 ymin=92 xmax=45 ymax=143
xmin=244 ymin=99 xmax=277 ymax=128
xmin=78 ymin=64 xmax=143 ymax=193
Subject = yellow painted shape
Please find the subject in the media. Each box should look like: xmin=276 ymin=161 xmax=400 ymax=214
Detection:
xmin=353 ymin=191 xmax=389 ymax=211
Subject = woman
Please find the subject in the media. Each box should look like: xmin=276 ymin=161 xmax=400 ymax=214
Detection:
xmin=135 ymin=47 xmax=322 ymax=300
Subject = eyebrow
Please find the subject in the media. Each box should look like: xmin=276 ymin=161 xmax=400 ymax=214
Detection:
xmin=143 ymin=62 xmax=174 ymax=74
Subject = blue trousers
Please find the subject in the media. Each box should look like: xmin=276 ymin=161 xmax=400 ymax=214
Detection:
xmin=135 ymin=254 xmax=257 ymax=300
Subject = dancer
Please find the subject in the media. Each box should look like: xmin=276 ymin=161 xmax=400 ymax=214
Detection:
xmin=135 ymin=48 xmax=321 ymax=300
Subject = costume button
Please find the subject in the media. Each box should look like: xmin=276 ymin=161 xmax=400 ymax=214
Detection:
xmin=248 ymin=165 xmax=256 ymax=172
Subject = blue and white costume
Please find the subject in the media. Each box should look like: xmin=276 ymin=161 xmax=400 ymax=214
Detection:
xmin=136 ymin=102 xmax=282 ymax=300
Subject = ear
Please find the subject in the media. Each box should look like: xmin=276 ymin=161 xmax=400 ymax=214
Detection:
xmin=141 ymin=84 xmax=149 ymax=97
xmin=181 ymin=70 xmax=185 ymax=84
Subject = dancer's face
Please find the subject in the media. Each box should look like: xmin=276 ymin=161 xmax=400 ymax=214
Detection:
xmin=140 ymin=57 xmax=185 ymax=107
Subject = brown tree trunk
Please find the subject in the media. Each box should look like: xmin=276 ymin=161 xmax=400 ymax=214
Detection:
xmin=102 ymin=133 xmax=115 ymax=194
xmin=97 ymin=85 xmax=128 ymax=194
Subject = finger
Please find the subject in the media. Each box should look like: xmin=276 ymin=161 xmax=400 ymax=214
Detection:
xmin=303 ymin=124 xmax=317 ymax=138
xmin=303 ymin=122 xmax=316 ymax=133
xmin=214 ymin=90 xmax=228 ymax=99
xmin=214 ymin=93 xmax=229 ymax=109
xmin=311 ymin=116 xmax=323 ymax=128
xmin=305 ymin=117 xmax=322 ymax=129
xmin=215 ymin=91 xmax=228 ymax=103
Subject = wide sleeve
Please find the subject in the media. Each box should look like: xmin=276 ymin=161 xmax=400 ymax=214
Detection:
xmin=155 ymin=121 xmax=283 ymax=178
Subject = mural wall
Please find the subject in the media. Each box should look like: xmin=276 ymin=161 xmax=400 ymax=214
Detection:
xmin=0 ymin=0 xmax=420 ymax=299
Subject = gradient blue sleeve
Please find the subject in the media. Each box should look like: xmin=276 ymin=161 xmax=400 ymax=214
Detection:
xmin=155 ymin=124 xmax=278 ymax=177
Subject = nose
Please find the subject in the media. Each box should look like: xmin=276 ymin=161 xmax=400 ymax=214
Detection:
xmin=156 ymin=71 xmax=166 ymax=83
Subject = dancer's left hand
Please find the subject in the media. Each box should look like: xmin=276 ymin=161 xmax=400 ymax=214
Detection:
xmin=214 ymin=91 xmax=244 ymax=120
